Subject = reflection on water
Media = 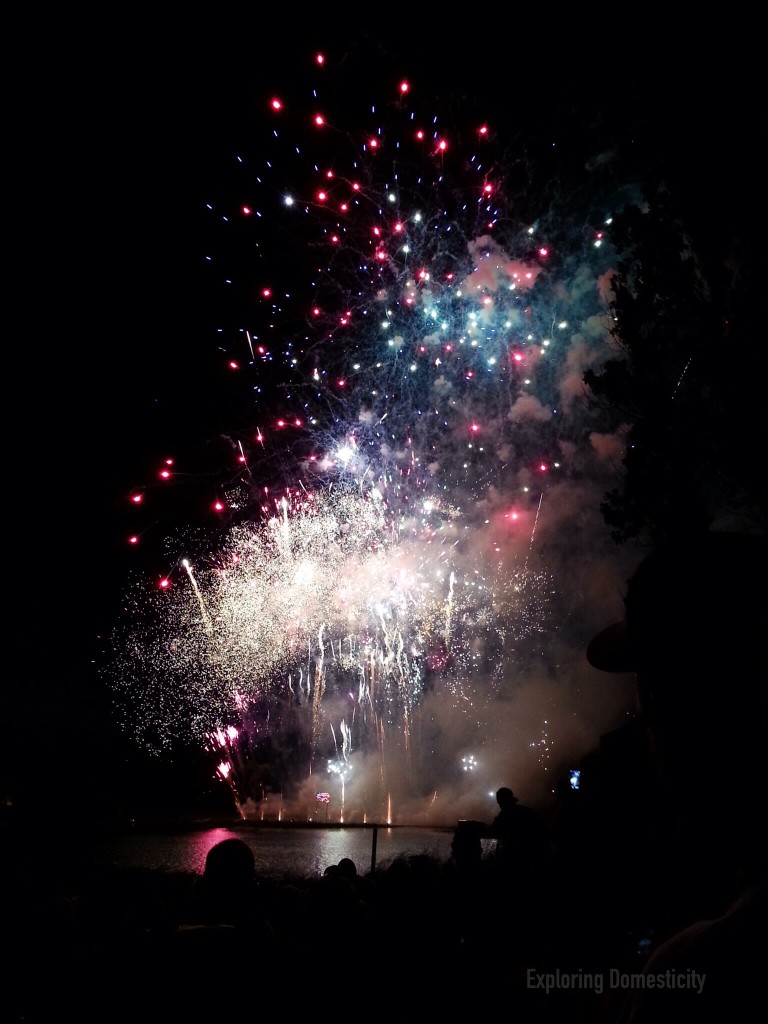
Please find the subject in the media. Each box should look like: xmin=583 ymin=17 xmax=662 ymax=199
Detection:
xmin=91 ymin=825 xmax=456 ymax=878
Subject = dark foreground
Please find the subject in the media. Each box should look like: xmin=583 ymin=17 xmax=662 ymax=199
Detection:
xmin=3 ymin=789 xmax=764 ymax=1024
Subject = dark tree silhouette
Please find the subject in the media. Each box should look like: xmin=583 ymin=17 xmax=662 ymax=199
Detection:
xmin=584 ymin=186 xmax=763 ymax=545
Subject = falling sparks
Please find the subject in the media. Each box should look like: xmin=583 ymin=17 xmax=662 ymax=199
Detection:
xmin=110 ymin=487 xmax=553 ymax=786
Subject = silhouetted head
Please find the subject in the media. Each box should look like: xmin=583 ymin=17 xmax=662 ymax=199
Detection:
xmin=496 ymin=787 xmax=519 ymax=809
xmin=203 ymin=838 xmax=255 ymax=889
xmin=337 ymin=857 xmax=357 ymax=878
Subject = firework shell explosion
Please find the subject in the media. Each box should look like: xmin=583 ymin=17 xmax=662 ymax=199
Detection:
xmin=110 ymin=487 xmax=554 ymax=789
xmin=106 ymin=51 xmax=635 ymax=818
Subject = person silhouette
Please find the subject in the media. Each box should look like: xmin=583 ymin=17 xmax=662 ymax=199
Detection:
xmin=195 ymin=837 xmax=267 ymax=928
xmin=487 ymin=787 xmax=547 ymax=875
xmin=336 ymin=857 xmax=357 ymax=879
xmin=587 ymin=530 xmax=767 ymax=1021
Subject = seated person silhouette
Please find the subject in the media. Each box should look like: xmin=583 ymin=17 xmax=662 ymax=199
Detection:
xmin=587 ymin=531 xmax=767 ymax=1021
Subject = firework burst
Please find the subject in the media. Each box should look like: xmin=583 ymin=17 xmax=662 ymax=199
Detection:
xmin=110 ymin=484 xmax=553 ymax=795
xmin=106 ymin=48 xmax=630 ymax=815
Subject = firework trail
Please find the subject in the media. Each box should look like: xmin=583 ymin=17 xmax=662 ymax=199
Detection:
xmin=107 ymin=47 xmax=637 ymax=818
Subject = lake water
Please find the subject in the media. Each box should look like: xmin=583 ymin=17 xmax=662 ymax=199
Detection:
xmin=88 ymin=823 xmax=464 ymax=879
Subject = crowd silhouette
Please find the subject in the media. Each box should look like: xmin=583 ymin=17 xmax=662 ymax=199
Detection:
xmin=2 ymin=531 xmax=764 ymax=1022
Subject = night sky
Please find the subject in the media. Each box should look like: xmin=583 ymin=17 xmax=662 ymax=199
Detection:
xmin=6 ymin=25 xmax=759 ymax=826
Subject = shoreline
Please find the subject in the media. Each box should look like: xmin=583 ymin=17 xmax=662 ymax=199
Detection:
xmin=118 ymin=817 xmax=456 ymax=835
